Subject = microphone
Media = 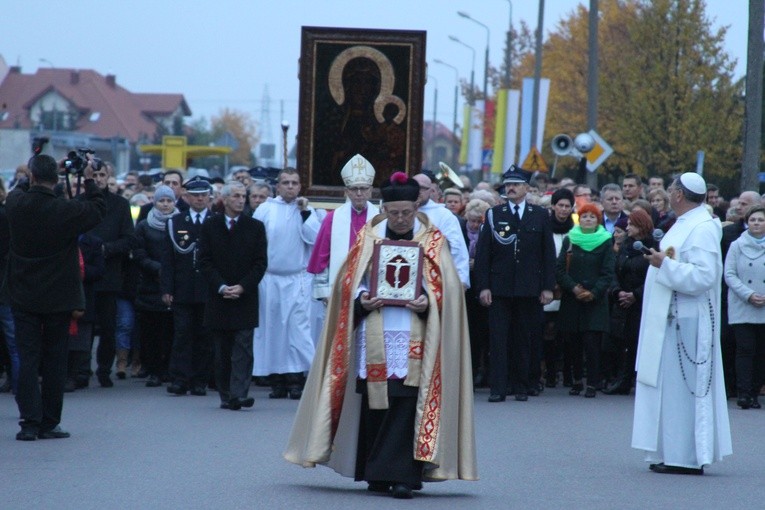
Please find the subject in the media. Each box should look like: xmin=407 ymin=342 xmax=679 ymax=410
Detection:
xmin=633 ymin=240 xmax=652 ymax=255
xmin=652 ymin=229 xmax=664 ymax=242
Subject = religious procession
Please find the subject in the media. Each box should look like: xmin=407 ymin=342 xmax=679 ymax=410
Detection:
xmin=2 ymin=1 xmax=765 ymax=505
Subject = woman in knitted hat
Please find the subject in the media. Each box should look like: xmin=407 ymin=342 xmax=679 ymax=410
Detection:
xmin=133 ymin=185 xmax=179 ymax=387
xmin=556 ymin=203 xmax=615 ymax=398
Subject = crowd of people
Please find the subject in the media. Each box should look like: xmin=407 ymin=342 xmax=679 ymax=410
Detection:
xmin=1 ymin=151 xmax=763 ymax=488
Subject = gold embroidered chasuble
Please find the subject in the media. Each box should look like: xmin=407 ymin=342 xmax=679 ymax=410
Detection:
xmin=284 ymin=213 xmax=477 ymax=482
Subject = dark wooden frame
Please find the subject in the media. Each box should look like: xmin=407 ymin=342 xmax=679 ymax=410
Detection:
xmin=297 ymin=26 xmax=426 ymax=199
xmin=369 ymin=239 xmax=423 ymax=306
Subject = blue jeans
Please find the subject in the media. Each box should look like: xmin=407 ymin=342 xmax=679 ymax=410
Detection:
xmin=115 ymin=298 xmax=136 ymax=351
xmin=0 ymin=304 xmax=18 ymax=393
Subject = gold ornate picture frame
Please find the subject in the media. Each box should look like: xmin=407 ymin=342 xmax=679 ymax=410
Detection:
xmin=369 ymin=239 xmax=424 ymax=306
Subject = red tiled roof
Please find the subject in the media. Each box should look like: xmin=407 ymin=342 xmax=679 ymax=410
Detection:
xmin=0 ymin=67 xmax=190 ymax=142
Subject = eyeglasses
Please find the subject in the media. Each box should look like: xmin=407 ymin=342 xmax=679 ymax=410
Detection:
xmin=346 ymin=186 xmax=371 ymax=194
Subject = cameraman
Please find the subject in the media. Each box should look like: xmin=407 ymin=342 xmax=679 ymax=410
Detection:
xmin=6 ymin=154 xmax=105 ymax=441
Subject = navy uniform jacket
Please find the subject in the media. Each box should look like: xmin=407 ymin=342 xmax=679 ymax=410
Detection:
xmin=473 ymin=202 xmax=556 ymax=298
xmin=160 ymin=210 xmax=209 ymax=305
xmin=198 ymin=213 xmax=267 ymax=331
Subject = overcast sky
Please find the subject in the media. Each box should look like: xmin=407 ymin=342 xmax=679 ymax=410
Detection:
xmin=2 ymin=0 xmax=750 ymax=144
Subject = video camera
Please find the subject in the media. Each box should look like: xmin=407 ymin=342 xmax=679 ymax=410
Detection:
xmin=60 ymin=147 xmax=103 ymax=175
xmin=32 ymin=136 xmax=49 ymax=155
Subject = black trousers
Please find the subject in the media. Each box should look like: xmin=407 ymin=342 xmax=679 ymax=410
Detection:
xmin=94 ymin=291 xmax=117 ymax=376
xmin=488 ymin=296 xmax=540 ymax=395
xmin=466 ymin=290 xmax=489 ymax=377
xmin=568 ymin=330 xmax=602 ymax=387
xmin=733 ymin=323 xmax=765 ymax=397
xmin=355 ymin=380 xmax=423 ymax=487
xmin=212 ymin=328 xmax=254 ymax=403
xmin=168 ymin=303 xmax=211 ymax=387
xmin=138 ymin=310 xmax=174 ymax=378
xmin=13 ymin=308 xmax=71 ymax=433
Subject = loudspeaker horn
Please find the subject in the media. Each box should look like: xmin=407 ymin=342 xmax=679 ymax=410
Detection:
xmin=551 ymin=134 xmax=573 ymax=156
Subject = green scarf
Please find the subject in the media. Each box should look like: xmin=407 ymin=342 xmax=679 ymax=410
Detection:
xmin=567 ymin=225 xmax=611 ymax=251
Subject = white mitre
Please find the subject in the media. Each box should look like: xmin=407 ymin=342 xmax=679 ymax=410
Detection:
xmin=679 ymin=172 xmax=706 ymax=194
xmin=341 ymin=154 xmax=376 ymax=187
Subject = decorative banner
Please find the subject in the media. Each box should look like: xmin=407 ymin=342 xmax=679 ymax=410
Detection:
xmin=468 ymin=100 xmax=484 ymax=171
xmin=481 ymin=99 xmax=496 ymax=172
xmin=491 ymin=89 xmax=508 ymax=176
xmin=459 ymin=103 xmax=470 ymax=166
xmin=518 ymin=78 xmax=550 ymax=170
xmin=502 ymin=90 xmax=521 ymax=175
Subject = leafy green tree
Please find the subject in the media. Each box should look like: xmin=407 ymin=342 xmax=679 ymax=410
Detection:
xmin=511 ymin=0 xmax=743 ymax=192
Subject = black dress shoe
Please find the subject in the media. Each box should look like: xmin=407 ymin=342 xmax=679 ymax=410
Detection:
xmin=145 ymin=375 xmax=162 ymax=387
xmin=16 ymin=430 xmax=37 ymax=441
xmin=97 ymin=374 xmax=113 ymax=388
xmin=190 ymin=386 xmax=207 ymax=396
xmin=231 ymin=397 xmax=255 ymax=409
xmin=737 ymin=396 xmax=753 ymax=409
xmin=166 ymin=383 xmax=188 ymax=395
xmin=584 ymin=386 xmax=597 ymax=398
xmin=220 ymin=402 xmax=232 ymax=410
xmin=751 ymin=396 xmax=761 ymax=409
xmin=288 ymin=388 xmax=302 ymax=400
xmin=515 ymin=393 xmax=528 ymax=402
xmin=269 ymin=388 xmax=288 ymax=399
xmin=38 ymin=426 xmax=70 ymax=439
xmin=64 ymin=378 xmax=76 ymax=393
xmin=367 ymin=482 xmax=390 ymax=493
xmin=649 ymin=463 xmax=703 ymax=475
xmin=116 ymin=370 xmax=127 ymax=380
xmin=569 ymin=383 xmax=583 ymax=396
xmin=391 ymin=483 xmax=413 ymax=499
xmin=527 ymin=388 xmax=540 ymax=397
xmin=488 ymin=394 xmax=506 ymax=403
xmin=227 ymin=399 xmax=242 ymax=411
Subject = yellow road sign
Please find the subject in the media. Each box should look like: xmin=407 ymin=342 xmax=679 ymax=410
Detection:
xmin=520 ymin=146 xmax=549 ymax=172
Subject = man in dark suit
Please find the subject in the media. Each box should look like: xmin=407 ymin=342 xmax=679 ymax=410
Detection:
xmin=474 ymin=166 xmax=556 ymax=402
xmin=6 ymin=155 xmax=105 ymax=440
xmin=162 ymin=176 xmax=213 ymax=396
xmin=600 ymin=183 xmax=628 ymax=233
xmin=199 ymin=181 xmax=267 ymax=410
xmin=88 ymin=163 xmax=135 ymax=387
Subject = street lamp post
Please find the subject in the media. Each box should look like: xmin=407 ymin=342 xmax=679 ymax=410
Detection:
xmin=504 ymin=0 xmax=513 ymax=88
xmin=448 ymin=35 xmax=476 ymax=105
xmin=281 ymin=120 xmax=290 ymax=169
xmin=457 ymin=11 xmax=490 ymax=102
xmin=434 ymin=59 xmax=460 ymax=139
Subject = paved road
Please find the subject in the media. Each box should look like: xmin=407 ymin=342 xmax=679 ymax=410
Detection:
xmin=2 ymin=379 xmax=763 ymax=510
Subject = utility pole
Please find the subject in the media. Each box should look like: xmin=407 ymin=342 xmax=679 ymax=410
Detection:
xmin=530 ymin=0 xmax=545 ymax=159
xmin=742 ymin=0 xmax=763 ymax=192
xmin=586 ymin=0 xmax=599 ymax=190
